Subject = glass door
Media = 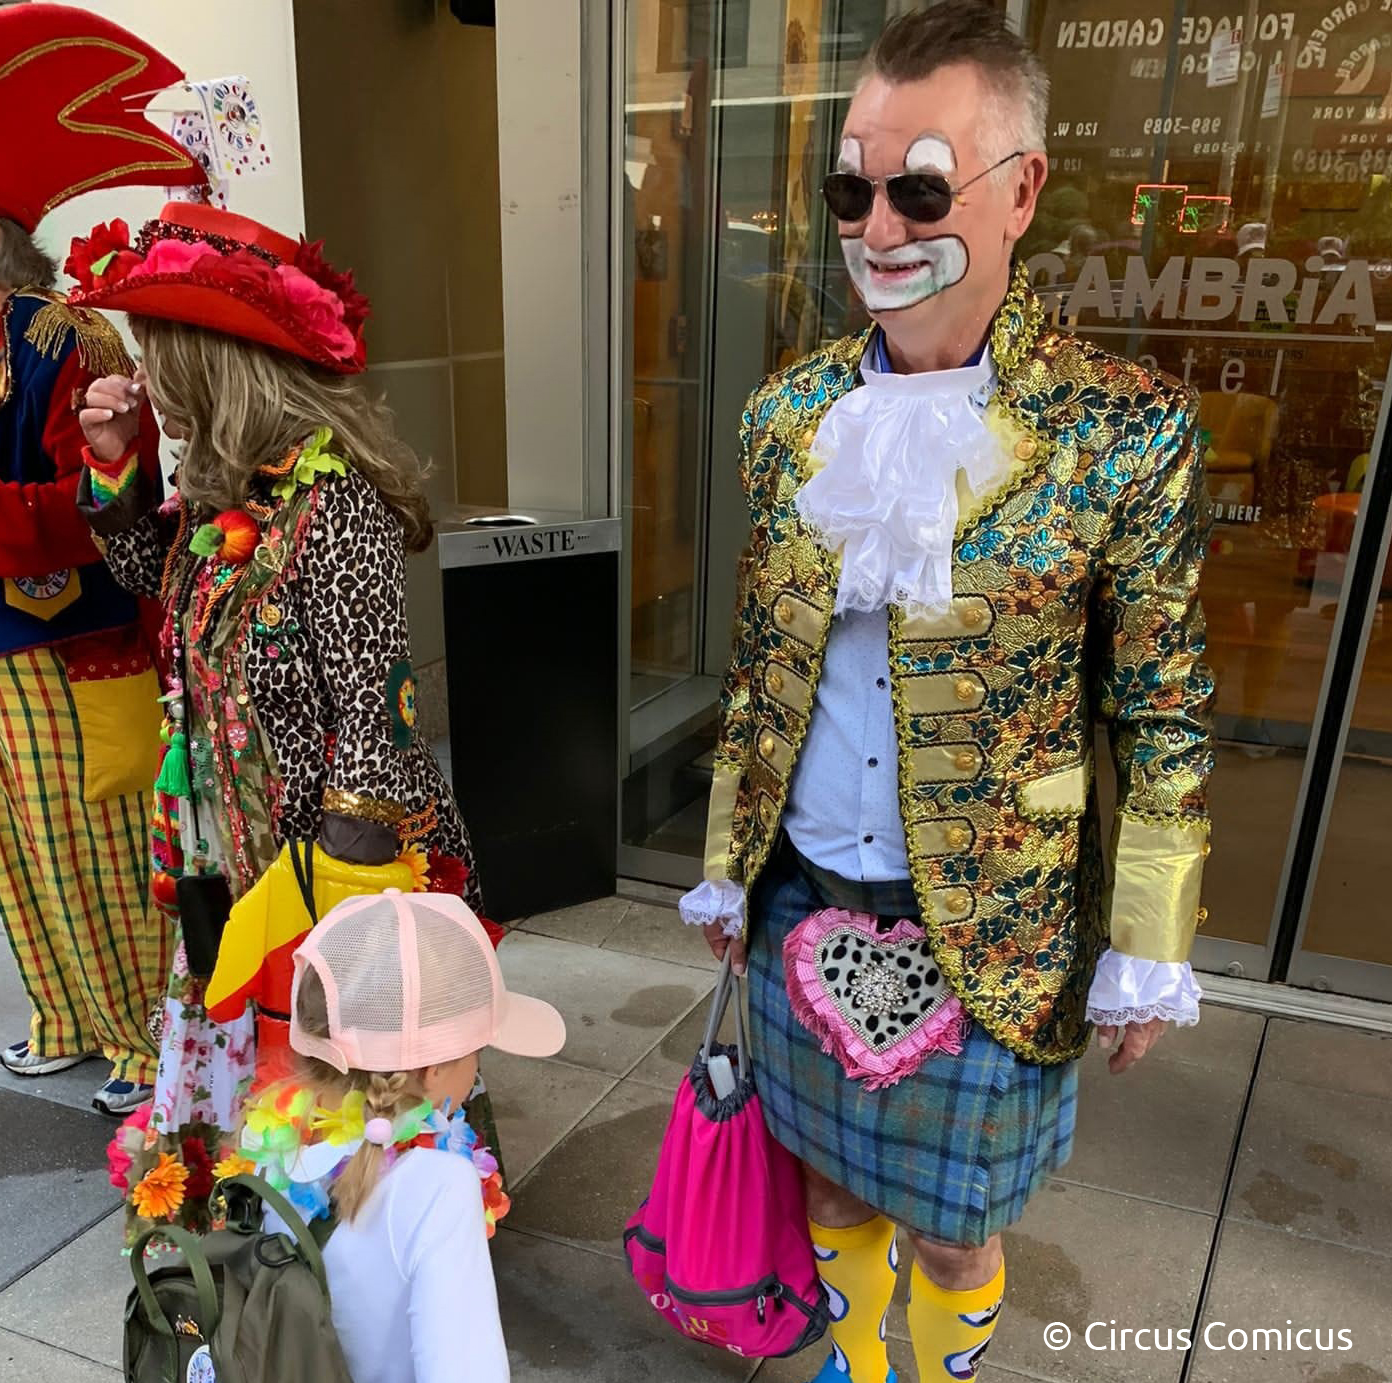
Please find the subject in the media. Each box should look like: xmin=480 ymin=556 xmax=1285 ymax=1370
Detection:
xmin=1021 ymin=0 xmax=1392 ymax=985
xmin=1290 ymin=487 xmax=1392 ymax=1001
xmin=619 ymin=0 xmax=896 ymax=876
xmin=614 ymin=0 xmax=1392 ymax=1009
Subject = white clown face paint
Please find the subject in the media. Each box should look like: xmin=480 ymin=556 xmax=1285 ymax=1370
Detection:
xmin=842 ymin=236 xmax=970 ymax=312
xmin=837 ymin=129 xmax=970 ymax=313
xmin=905 ymin=133 xmax=954 ymax=175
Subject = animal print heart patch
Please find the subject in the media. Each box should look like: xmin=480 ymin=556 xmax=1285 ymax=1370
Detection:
xmin=783 ymin=908 xmax=970 ymax=1090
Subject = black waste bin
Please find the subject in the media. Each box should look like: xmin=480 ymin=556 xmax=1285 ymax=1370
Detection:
xmin=438 ymin=509 xmax=619 ymax=922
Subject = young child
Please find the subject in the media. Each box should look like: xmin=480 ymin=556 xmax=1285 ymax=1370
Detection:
xmin=238 ymin=888 xmax=565 ymax=1383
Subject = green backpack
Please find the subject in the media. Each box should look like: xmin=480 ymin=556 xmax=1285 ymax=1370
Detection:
xmin=123 ymin=1173 xmax=354 ymax=1383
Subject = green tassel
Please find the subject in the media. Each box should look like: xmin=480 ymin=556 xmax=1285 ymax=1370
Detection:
xmin=155 ymin=732 xmax=192 ymax=799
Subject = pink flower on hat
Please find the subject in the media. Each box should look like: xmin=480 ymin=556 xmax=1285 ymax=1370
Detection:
xmin=132 ymin=237 xmax=213 ymax=277
xmin=276 ymin=264 xmax=357 ymax=359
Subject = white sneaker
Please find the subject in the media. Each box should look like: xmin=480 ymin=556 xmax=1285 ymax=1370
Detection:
xmin=1 ymin=1040 xmax=94 ymax=1076
xmin=92 ymin=1078 xmax=154 ymax=1116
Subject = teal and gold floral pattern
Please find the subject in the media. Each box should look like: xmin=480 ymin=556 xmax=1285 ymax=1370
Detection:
xmin=706 ymin=265 xmax=1214 ymax=1064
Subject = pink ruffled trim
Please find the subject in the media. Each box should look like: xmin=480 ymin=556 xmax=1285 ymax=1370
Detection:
xmin=782 ymin=908 xmax=971 ymax=1091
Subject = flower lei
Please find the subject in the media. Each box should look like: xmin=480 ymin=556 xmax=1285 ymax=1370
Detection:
xmin=240 ymin=1082 xmax=510 ymax=1236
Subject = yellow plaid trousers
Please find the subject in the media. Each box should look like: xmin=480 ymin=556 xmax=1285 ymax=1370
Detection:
xmin=0 ymin=647 xmax=170 ymax=1082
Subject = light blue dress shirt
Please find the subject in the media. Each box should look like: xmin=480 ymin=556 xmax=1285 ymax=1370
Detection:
xmin=781 ymin=330 xmax=987 ymax=883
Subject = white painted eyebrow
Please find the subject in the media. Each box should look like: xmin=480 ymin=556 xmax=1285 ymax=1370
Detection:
xmin=838 ymin=136 xmax=864 ymax=173
xmin=905 ymin=134 xmax=955 ymax=175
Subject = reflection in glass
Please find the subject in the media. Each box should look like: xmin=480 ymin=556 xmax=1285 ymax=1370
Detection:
xmin=1022 ymin=0 xmax=1392 ymax=954
xmin=619 ymin=0 xmax=1392 ymax=1001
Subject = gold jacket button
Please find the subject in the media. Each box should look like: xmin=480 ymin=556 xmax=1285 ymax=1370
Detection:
xmin=954 ymin=678 xmax=976 ymax=702
xmin=947 ymin=826 xmax=970 ymax=850
xmin=759 ymin=732 xmax=776 ymax=757
xmin=1014 ymin=436 xmax=1038 ymax=461
xmin=767 ymin=668 xmax=784 ymax=694
xmin=759 ymin=799 xmax=775 ymax=826
xmin=962 ymin=607 xmax=985 ymax=629
xmin=775 ymin=599 xmax=793 ymax=626
xmin=954 ymin=750 xmax=976 ymax=772
xmin=1196 ymin=906 xmax=1209 ymax=927
xmin=945 ymin=891 xmax=971 ymax=915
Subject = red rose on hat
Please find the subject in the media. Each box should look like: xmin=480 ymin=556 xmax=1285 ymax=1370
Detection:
xmin=64 ymin=219 xmax=140 ymax=290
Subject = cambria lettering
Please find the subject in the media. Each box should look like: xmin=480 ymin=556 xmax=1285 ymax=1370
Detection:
xmin=1025 ymin=253 xmax=1376 ymax=329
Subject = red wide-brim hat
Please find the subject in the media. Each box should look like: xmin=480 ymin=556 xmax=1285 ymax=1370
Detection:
xmin=67 ymin=202 xmax=369 ymax=375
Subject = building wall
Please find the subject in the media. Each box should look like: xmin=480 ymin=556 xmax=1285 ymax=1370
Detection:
xmin=494 ymin=0 xmax=585 ymax=514
xmin=293 ymin=0 xmax=509 ymax=736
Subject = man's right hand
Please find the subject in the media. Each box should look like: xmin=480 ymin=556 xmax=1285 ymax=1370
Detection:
xmin=702 ymin=922 xmax=747 ymax=976
xmin=80 ymin=375 xmax=143 ymax=462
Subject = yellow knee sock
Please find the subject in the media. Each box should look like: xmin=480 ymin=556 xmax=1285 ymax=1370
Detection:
xmin=808 ymin=1215 xmax=898 ymax=1383
xmin=907 ymin=1257 xmax=1005 ymax=1382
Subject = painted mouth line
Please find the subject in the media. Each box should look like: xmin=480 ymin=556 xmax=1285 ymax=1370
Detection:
xmin=868 ymin=261 xmax=933 ymax=275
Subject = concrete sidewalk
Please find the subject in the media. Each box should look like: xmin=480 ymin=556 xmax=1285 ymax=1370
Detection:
xmin=2 ymin=886 xmax=1390 ymax=1382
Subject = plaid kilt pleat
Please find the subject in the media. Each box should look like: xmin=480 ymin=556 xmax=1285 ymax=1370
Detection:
xmin=746 ymin=840 xmax=1079 ymax=1246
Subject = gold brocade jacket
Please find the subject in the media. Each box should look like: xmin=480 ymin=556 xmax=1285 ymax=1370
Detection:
xmin=705 ymin=268 xmax=1215 ymax=1064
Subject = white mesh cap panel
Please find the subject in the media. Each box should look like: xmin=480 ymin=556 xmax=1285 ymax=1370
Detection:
xmin=416 ymin=901 xmax=493 ymax=1029
xmin=313 ymin=894 xmax=406 ymax=1034
xmin=293 ymin=887 xmax=563 ymax=1073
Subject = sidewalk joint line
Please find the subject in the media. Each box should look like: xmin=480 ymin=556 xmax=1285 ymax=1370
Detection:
xmin=1177 ymin=1014 xmax=1270 ymax=1383
xmin=0 ymin=1322 xmax=119 ymax=1374
xmin=0 ymin=1202 xmax=120 ymax=1294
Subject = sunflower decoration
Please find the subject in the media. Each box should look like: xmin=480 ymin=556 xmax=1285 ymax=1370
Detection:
xmin=131 ymin=1152 xmax=190 ymax=1220
xmin=397 ymin=843 xmax=431 ymax=892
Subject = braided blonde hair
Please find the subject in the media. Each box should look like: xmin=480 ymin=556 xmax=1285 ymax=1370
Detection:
xmin=293 ymin=968 xmax=428 ymax=1223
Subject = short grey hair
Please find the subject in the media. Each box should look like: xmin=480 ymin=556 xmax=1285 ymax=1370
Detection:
xmin=0 ymin=218 xmax=57 ymax=291
xmin=864 ymin=2 xmax=1050 ymax=166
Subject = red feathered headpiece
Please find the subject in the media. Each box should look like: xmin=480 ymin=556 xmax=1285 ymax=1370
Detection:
xmin=0 ymin=4 xmax=206 ymax=232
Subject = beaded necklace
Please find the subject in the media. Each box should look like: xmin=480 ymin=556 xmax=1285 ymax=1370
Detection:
xmin=155 ymin=436 xmax=329 ymax=893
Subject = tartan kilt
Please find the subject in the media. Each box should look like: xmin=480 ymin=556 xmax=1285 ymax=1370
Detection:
xmin=746 ymin=838 xmax=1079 ymax=1246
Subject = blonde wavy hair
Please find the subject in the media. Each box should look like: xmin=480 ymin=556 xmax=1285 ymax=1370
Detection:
xmin=291 ymin=966 xmax=429 ymax=1223
xmin=133 ymin=316 xmax=434 ymax=553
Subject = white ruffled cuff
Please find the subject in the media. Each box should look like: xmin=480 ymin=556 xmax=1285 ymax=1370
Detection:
xmin=1086 ymin=949 xmax=1203 ymax=1028
xmin=678 ymin=879 xmax=745 ymax=938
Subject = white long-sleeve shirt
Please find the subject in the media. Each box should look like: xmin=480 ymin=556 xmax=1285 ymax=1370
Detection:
xmin=320 ymin=1149 xmax=509 ymax=1383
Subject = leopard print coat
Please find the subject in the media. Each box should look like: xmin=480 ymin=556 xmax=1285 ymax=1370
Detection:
xmin=84 ymin=461 xmax=482 ymax=912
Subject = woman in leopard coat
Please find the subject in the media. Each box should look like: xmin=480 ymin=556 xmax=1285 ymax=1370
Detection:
xmin=68 ymin=202 xmax=499 ymax=1243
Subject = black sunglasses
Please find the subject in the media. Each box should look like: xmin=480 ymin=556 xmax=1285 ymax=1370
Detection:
xmin=822 ymin=151 xmax=1023 ymax=224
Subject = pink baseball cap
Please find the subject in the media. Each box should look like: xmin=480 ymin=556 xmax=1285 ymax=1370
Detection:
xmin=290 ymin=889 xmax=566 ymax=1074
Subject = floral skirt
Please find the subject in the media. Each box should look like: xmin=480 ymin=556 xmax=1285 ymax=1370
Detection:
xmin=109 ymin=940 xmax=505 ymax=1248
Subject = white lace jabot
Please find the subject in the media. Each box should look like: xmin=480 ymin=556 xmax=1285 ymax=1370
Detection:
xmin=794 ymin=349 xmax=1009 ymax=617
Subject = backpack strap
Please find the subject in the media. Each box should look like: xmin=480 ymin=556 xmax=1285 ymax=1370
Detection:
xmin=129 ymin=1222 xmax=221 ymax=1338
xmin=219 ymin=1172 xmax=333 ymax=1297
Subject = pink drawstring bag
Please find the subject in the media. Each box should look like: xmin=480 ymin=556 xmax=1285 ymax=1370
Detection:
xmin=624 ymin=955 xmax=829 ymax=1358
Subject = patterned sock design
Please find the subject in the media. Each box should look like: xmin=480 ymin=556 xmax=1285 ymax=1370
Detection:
xmin=808 ymin=1215 xmax=899 ymax=1383
xmin=906 ymin=1257 xmax=1004 ymax=1381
